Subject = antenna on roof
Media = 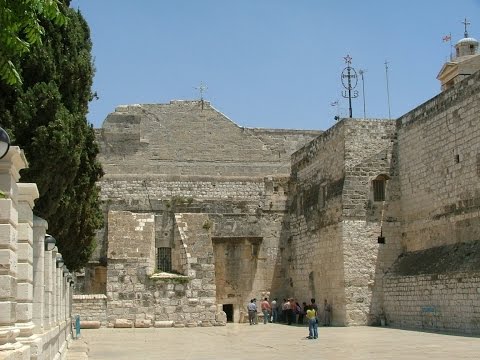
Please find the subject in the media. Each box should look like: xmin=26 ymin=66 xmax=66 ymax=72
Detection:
xmin=195 ymin=81 xmax=208 ymax=110
xmin=358 ymin=69 xmax=367 ymax=119
xmin=384 ymin=60 xmax=391 ymax=120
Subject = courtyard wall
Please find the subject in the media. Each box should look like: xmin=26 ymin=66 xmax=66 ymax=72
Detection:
xmin=381 ymin=69 xmax=480 ymax=333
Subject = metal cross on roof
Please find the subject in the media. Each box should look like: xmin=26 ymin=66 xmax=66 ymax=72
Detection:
xmin=195 ymin=81 xmax=208 ymax=101
xmin=462 ymin=17 xmax=471 ymax=38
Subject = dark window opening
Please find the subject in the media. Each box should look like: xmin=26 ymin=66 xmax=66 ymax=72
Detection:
xmin=157 ymin=247 xmax=172 ymax=272
xmin=273 ymin=186 xmax=279 ymax=193
xmin=455 ymin=154 xmax=460 ymax=164
xmin=223 ymin=304 xmax=234 ymax=322
xmin=373 ymin=179 xmax=386 ymax=202
xmin=251 ymin=243 xmax=259 ymax=258
xmin=319 ymin=184 xmax=327 ymax=208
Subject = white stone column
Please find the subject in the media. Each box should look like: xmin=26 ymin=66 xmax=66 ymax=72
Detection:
xmin=44 ymin=248 xmax=56 ymax=330
xmin=0 ymin=146 xmax=30 ymax=358
xmin=56 ymin=260 xmax=62 ymax=326
xmin=66 ymin=281 xmax=72 ymax=342
xmin=16 ymin=183 xmax=39 ymax=339
xmin=54 ymin=262 xmax=62 ymax=355
xmin=32 ymin=217 xmax=47 ymax=333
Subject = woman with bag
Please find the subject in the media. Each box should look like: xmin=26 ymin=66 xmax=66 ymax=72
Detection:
xmin=305 ymin=305 xmax=318 ymax=339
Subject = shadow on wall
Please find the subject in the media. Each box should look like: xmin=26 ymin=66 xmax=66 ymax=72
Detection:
xmin=213 ymin=237 xmax=261 ymax=322
xmin=367 ymin=139 xmax=403 ymax=326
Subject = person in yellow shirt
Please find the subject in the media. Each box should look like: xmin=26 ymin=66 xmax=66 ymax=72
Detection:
xmin=305 ymin=305 xmax=318 ymax=339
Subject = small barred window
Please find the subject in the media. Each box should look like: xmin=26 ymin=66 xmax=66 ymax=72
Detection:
xmin=157 ymin=247 xmax=172 ymax=272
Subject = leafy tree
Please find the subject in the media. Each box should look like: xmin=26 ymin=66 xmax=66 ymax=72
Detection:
xmin=0 ymin=0 xmax=66 ymax=85
xmin=0 ymin=1 xmax=104 ymax=270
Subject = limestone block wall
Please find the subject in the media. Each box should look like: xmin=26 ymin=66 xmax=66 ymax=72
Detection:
xmin=383 ymin=241 xmax=480 ymax=334
xmin=92 ymin=174 xmax=288 ymax=277
xmin=381 ymin=71 xmax=480 ymax=333
xmin=97 ymin=211 xmax=220 ymax=328
xmin=100 ymin=175 xmax=265 ymax=211
xmin=209 ymin=211 xmax=288 ymax=321
xmin=397 ymin=70 xmax=480 ymax=252
xmin=342 ymin=120 xmax=401 ymax=325
xmin=95 ymin=100 xmax=321 ymax=177
xmin=72 ymin=295 xmax=107 ymax=327
xmin=288 ymin=122 xmax=347 ymax=325
xmin=288 ymin=119 xmax=401 ymax=326
xmin=384 ymin=272 xmax=480 ymax=333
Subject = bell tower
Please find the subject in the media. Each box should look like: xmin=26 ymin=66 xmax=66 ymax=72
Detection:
xmin=437 ymin=18 xmax=480 ymax=91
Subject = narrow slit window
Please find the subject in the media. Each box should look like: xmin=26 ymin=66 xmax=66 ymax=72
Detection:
xmin=319 ymin=184 xmax=327 ymax=208
xmin=373 ymin=179 xmax=386 ymax=202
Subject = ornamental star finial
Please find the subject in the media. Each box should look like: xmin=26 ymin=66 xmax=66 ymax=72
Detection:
xmin=344 ymin=54 xmax=352 ymax=65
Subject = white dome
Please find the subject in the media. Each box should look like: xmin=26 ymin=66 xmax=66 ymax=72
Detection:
xmin=456 ymin=37 xmax=479 ymax=46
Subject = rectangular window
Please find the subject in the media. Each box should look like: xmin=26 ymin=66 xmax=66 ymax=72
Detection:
xmin=157 ymin=247 xmax=172 ymax=272
xmin=319 ymin=184 xmax=327 ymax=208
xmin=373 ymin=180 xmax=385 ymax=202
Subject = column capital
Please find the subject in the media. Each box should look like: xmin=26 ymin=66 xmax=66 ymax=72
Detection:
xmin=17 ymin=184 xmax=39 ymax=209
xmin=0 ymin=147 xmax=28 ymax=183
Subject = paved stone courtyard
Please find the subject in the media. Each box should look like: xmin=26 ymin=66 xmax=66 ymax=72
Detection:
xmin=69 ymin=324 xmax=480 ymax=360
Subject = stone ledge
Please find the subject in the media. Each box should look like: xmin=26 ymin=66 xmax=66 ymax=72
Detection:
xmin=149 ymin=272 xmax=190 ymax=283
xmin=73 ymin=294 xmax=107 ymax=300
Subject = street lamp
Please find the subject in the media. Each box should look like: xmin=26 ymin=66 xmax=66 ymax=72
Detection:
xmin=56 ymin=255 xmax=65 ymax=268
xmin=0 ymin=127 xmax=10 ymax=160
xmin=44 ymin=234 xmax=56 ymax=251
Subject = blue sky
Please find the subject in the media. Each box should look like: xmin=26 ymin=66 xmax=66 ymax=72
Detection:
xmin=70 ymin=0 xmax=479 ymax=130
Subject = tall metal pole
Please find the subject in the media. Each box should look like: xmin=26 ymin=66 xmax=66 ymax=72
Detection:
xmin=385 ymin=60 xmax=391 ymax=120
xmin=347 ymin=66 xmax=353 ymax=118
xmin=341 ymin=55 xmax=358 ymax=119
xmin=359 ymin=69 xmax=366 ymax=119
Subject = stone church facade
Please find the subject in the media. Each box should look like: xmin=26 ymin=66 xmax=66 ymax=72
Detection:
xmin=74 ymin=33 xmax=480 ymax=333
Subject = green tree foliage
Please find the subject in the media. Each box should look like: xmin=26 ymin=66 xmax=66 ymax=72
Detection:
xmin=0 ymin=1 xmax=104 ymax=270
xmin=0 ymin=0 xmax=66 ymax=85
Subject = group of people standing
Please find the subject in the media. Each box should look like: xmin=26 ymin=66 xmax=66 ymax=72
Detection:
xmin=247 ymin=297 xmax=332 ymax=339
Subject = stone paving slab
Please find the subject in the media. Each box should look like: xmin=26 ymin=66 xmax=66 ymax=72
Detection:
xmin=80 ymin=324 xmax=480 ymax=360
xmin=66 ymin=339 xmax=89 ymax=360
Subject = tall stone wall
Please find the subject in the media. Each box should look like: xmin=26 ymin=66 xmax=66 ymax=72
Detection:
xmin=342 ymin=120 xmax=400 ymax=325
xmin=381 ymin=70 xmax=480 ymax=332
xmin=397 ymin=71 xmax=480 ymax=251
xmin=288 ymin=122 xmax=347 ymax=324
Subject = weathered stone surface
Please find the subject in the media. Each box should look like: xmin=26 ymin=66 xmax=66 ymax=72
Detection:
xmin=114 ymin=319 xmax=133 ymax=328
xmin=80 ymin=321 xmax=101 ymax=329
xmin=75 ymin=68 xmax=480 ymax=334
xmin=134 ymin=319 xmax=152 ymax=328
xmin=154 ymin=321 xmax=173 ymax=328
xmin=215 ymin=311 xmax=227 ymax=324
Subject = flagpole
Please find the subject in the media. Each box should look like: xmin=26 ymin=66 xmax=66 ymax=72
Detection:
xmin=449 ymin=32 xmax=453 ymax=60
